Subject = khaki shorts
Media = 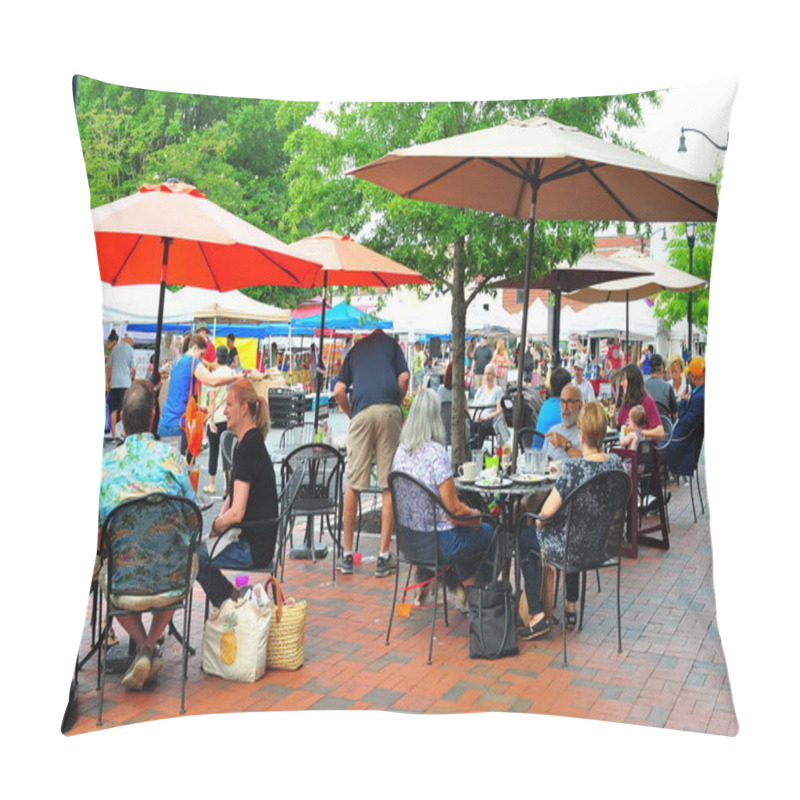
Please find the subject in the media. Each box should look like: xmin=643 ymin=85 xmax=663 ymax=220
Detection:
xmin=346 ymin=404 xmax=403 ymax=491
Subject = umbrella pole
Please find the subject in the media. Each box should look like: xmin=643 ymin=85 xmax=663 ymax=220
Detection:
xmin=313 ymin=274 xmax=328 ymax=434
xmin=625 ymin=291 xmax=630 ymax=363
xmin=553 ymin=285 xmax=562 ymax=369
xmin=512 ymin=194 xmax=539 ymax=472
xmin=152 ymin=236 xmax=173 ymax=388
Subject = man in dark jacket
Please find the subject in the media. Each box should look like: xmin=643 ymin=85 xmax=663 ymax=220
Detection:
xmin=665 ymin=357 xmax=706 ymax=477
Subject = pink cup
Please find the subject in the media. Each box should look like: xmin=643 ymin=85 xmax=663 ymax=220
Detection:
xmin=352 ymin=553 xmax=363 ymax=565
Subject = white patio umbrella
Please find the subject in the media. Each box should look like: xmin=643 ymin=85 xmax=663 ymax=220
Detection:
xmin=567 ymin=247 xmax=708 ymax=356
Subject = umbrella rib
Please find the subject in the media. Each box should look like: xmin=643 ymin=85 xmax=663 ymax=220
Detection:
xmin=482 ymin=157 xmax=533 ymax=182
xmin=108 ymin=234 xmax=143 ymax=284
xmin=198 ymin=242 xmax=223 ymax=291
xmin=580 ymin=162 xmax=639 ymax=220
xmin=255 ymin=248 xmax=304 ymax=285
xmin=403 ymin=158 xmax=474 ymax=198
xmin=640 ymin=172 xmax=718 ymax=219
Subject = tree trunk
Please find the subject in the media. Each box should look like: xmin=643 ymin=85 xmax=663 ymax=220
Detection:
xmin=450 ymin=236 xmax=468 ymax=467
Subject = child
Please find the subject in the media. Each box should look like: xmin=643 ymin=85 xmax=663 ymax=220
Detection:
xmin=619 ymin=404 xmax=647 ymax=450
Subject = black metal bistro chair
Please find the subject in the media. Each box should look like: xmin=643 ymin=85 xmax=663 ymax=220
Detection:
xmin=518 ymin=470 xmax=630 ymax=666
xmin=203 ymin=461 xmax=307 ymax=620
xmin=219 ymin=429 xmax=237 ymax=500
xmin=666 ymin=426 xmax=705 ymax=523
xmin=96 ymin=493 xmax=203 ymax=725
xmin=386 ymin=470 xmax=497 ymax=665
xmin=281 ymin=443 xmax=345 ymax=579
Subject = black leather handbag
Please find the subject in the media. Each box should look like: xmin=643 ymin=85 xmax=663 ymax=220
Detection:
xmin=466 ymin=580 xmax=519 ymax=659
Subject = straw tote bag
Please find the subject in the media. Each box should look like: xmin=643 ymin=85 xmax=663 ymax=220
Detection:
xmin=264 ymin=576 xmax=307 ymax=671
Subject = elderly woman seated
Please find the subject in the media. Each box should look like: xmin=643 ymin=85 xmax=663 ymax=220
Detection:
xmin=391 ymin=389 xmax=496 ymax=588
xmin=517 ymin=401 xmax=622 ymax=641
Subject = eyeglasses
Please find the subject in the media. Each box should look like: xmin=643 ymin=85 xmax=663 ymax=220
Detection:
xmin=560 ymin=398 xmax=580 ymax=406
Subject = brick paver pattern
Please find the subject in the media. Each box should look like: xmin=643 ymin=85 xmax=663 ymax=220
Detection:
xmin=67 ymin=466 xmax=737 ymax=736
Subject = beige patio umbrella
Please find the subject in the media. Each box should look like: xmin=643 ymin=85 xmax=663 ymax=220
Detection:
xmin=288 ymin=229 xmax=431 ymax=432
xmin=348 ymin=113 xmax=718 ymax=464
xmin=567 ymin=247 xmax=708 ymax=356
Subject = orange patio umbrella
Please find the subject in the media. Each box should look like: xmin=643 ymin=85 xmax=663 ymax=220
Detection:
xmin=287 ymin=230 xmax=431 ymax=431
xmin=93 ymin=179 xmax=321 ymax=373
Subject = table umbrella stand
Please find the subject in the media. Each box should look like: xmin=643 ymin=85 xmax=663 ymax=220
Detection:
xmin=511 ymin=192 xmax=539 ymax=473
xmin=151 ymin=236 xmax=173 ymax=379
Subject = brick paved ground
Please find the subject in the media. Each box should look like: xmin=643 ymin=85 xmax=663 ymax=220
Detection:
xmin=67 ymin=465 xmax=737 ymax=737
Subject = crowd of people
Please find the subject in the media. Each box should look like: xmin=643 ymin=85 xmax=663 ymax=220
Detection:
xmin=98 ymin=321 xmax=707 ymax=691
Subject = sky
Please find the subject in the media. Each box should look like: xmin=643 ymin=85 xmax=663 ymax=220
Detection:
xmin=4 ymin=2 xmax=797 ymax=797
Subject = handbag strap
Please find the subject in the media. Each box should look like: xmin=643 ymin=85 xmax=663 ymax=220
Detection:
xmin=477 ymin=583 xmax=510 ymax=659
xmin=263 ymin=576 xmax=285 ymax=623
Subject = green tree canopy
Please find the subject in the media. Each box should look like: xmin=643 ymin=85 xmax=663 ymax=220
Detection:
xmin=281 ymin=95 xmax=660 ymax=459
xmin=74 ymin=76 xmax=318 ymax=308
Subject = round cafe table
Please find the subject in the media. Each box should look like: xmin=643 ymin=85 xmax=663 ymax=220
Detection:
xmin=455 ymin=473 xmax=556 ymax=601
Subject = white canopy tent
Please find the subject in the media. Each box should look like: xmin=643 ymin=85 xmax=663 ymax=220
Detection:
xmin=102 ymin=283 xmax=193 ymax=324
xmin=569 ymin=298 xmax=658 ymax=341
xmin=171 ymin=287 xmax=291 ymax=323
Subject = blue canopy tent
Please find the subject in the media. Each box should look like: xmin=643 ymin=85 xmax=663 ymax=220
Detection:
xmin=297 ymin=301 xmax=392 ymax=332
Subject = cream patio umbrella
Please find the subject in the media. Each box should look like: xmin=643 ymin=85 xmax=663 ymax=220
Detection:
xmin=287 ymin=230 xmax=430 ymax=432
xmin=567 ymin=246 xmax=708 ymax=356
xmin=348 ymin=113 xmax=718 ymax=464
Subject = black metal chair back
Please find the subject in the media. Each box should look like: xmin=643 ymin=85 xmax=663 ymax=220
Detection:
xmin=220 ymin=429 xmax=237 ymax=498
xmin=523 ymin=469 xmax=630 ymax=665
xmin=440 ymin=400 xmax=453 ymax=446
xmin=279 ymin=422 xmax=315 ymax=450
xmin=657 ymin=414 xmax=674 ymax=451
xmin=280 ymin=443 xmax=345 ymax=578
xmin=666 ymin=425 xmax=706 ymax=521
xmin=386 ymin=470 xmax=496 ymax=664
xmin=98 ymin=493 xmax=202 ymax=724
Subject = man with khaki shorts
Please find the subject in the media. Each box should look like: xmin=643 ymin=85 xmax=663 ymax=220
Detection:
xmin=334 ymin=330 xmax=410 ymax=577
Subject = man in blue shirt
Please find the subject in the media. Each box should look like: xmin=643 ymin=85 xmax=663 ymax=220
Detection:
xmin=334 ymin=331 xmax=410 ymax=577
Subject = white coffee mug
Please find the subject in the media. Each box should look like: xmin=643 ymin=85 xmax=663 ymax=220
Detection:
xmin=459 ymin=462 xmax=478 ymax=481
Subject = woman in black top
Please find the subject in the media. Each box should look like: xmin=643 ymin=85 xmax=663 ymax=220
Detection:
xmin=196 ymin=380 xmax=279 ymax=607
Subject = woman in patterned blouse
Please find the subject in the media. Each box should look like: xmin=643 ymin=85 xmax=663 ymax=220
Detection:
xmin=518 ymin=401 xmax=623 ymax=641
xmin=392 ymin=389 xmax=495 ymax=588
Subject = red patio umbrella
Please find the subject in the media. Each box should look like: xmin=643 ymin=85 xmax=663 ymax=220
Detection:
xmin=93 ymin=179 xmax=321 ymax=374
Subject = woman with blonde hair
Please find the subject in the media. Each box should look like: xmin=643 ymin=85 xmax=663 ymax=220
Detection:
xmin=491 ymin=338 xmax=511 ymax=387
xmin=517 ymin=401 xmax=623 ymax=640
xmin=195 ymin=380 xmax=278 ymax=607
xmin=669 ymin=355 xmax=689 ymax=403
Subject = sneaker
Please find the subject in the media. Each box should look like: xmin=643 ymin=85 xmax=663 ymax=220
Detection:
xmin=375 ymin=553 xmax=398 ymax=578
xmin=121 ymin=646 xmax=152 ymax=691
xmin=338 ymin=554 xmax=354 ymax=575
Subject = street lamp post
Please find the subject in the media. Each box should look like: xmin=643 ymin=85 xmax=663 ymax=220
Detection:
xmin=678 ymin=126 xmax=728 ymax=153
xmin=677 ymin=124 xmax=727 ymax=359
xmin=686 ymin=221 xmax=697 ymax=358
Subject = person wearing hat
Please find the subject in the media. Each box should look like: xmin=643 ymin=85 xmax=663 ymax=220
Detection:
xmin=571 ymin=356 xmax=595 ymax=404
xmin=665 ymin=357 xmax=706 ymax=478
xmin=644 ymin=353 xmax=678 ymax=420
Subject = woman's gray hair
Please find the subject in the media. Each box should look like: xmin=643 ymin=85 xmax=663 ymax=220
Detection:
xmin=400 ymin=388 xmax=446 ymax=452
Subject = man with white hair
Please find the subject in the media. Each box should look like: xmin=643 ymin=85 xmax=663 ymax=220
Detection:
xmin=572 ymin=357 xmax=595 ymax=404
xmin=543 ymin=383 xmax=583 ymax=461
